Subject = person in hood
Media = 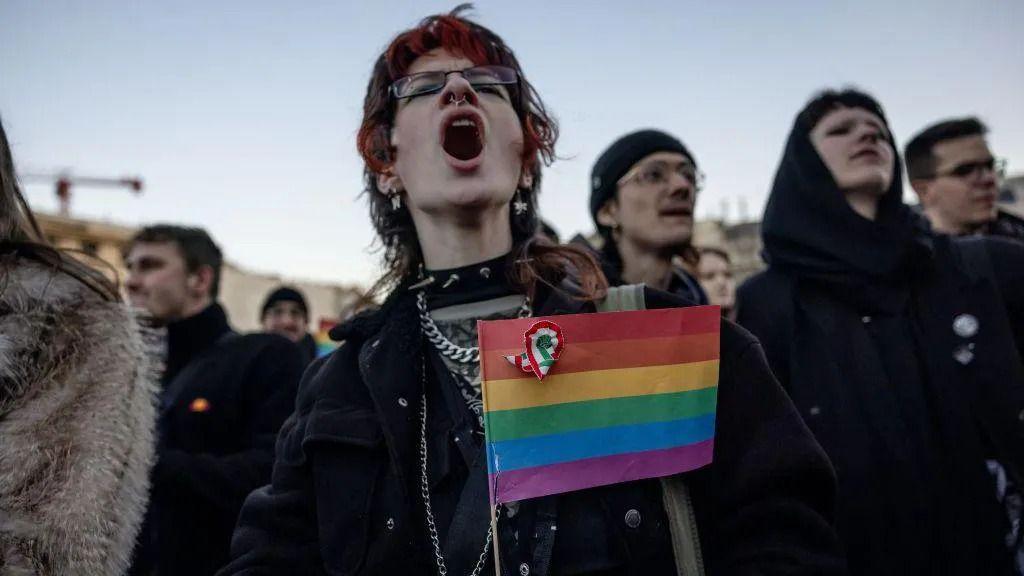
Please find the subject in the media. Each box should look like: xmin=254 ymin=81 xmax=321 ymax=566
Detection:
xmin=736 ymin=88 xmax=1024 ymax=576
xmin=260 ymin=286 xmax=318 ymax=364
xmin=589 ymin=129 xmax=708 ymax=304
xmin=0 ymin=115 xmax=158 ymax=576
xmin=218 ymin=7 xmax=844 ymax=575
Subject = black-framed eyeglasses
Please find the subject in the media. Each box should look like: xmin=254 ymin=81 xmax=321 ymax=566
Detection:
xmin=390 ymin=65 xmax=519 ymax=100
xmin=618 ymin=160 xmax=706 ymax=192
xmin=932 ymin=157 xmax=1007 ymax=180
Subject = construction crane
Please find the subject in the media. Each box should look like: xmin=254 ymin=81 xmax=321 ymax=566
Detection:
xmin=19 ymin=172 xmax=143 ymax=216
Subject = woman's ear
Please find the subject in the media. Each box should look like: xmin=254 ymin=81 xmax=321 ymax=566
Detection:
xmin=376 ymin=170 xmax=403 ymax=197
xmin=596 ymin=200 xmax=619 ymax=229
xmin=518 ymin=168 xmax=534 ymax=190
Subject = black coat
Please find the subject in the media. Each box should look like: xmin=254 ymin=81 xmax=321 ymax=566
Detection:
xmin=736 ymin=103 xmax=1024 ymax=576
xmin=219 ymin=283 xmax=845 ymax=575
xmin=132 ymin=304 xmax=306 ymax=576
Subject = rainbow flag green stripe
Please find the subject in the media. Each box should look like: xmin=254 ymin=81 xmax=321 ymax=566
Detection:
xmin=485 ymin=386 xmax=718 ymax=443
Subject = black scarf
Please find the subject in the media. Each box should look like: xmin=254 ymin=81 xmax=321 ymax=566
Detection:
xmin=164 ymin=303 xmax=232 ymax=384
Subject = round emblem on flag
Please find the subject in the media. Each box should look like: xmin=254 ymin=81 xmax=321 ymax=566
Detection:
xmin=952 ymin=314 xmax=979 ymax=338
xmin=524 ymin=320 xmax=565 ymax=381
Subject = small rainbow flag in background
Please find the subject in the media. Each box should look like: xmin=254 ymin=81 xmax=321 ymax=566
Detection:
xmin=315 ymin=318 xmax=341 ymax=358
xmin=478 ymin=306 xmax=720 ymax=505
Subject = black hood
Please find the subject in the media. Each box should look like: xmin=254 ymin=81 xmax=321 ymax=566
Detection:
xmin=761 ymin=107 xmax=918 ymax=287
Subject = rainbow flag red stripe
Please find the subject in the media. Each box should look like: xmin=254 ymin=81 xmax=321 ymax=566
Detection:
xmin=478 ymin=306 xmax=720 ymax=505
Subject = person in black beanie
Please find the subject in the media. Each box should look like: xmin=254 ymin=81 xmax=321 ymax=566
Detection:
xmin=589 ymin=129 xmax=708 ymax=304
xmin=736 ymin=88 xmax=1024 ymax=576
xmin=261 ymin=285 xmax=318 ymax=364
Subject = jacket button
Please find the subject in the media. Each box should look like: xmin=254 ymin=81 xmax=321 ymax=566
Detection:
xmin=519 ymin=563 xmax=530 ymax=576
xmin=861 ymin=316 xmax=872 ymax=324
xmin=1018 ymin=409 xmax=1024 ymax=422
xmin=624 ymin=508 xmax=642 ymax=528
xmin=386 ymin=518 xmax=395 ymax=530
xmin=808 ymin=406 xmax=821 ymax=417
xmin=398 ymin=397 xmax=408 ymax=407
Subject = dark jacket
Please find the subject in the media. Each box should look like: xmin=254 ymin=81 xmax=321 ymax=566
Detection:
xmin=299 ymin=332 xmax=320 ymax=366
xmin=219 ymin=282 xmax=845 ymax=575
xmin=132 ymin=303 xmax=305 ymax=576
xmin=572 ymin=235 xmax=709 ymax=306
xmin=736 ymin=108 xmax=1024 ymax=576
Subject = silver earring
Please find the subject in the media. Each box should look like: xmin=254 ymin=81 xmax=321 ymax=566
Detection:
xmin=513 ymin=189 xmax=528 ymax=216
xmin=388 ymin=187 xmax=401 ymax=211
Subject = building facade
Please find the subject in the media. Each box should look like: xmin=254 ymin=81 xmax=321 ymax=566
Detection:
xmin=35 ymin=212 xmax=371 ymax=331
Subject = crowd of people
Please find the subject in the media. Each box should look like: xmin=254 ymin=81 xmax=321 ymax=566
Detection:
xmin=1 ymin=5 xmax=1022 ymax=576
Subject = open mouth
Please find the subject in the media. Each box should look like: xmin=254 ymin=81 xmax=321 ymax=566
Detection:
xmin=851 ymin=149 xmax=881 ymax=161
xmin=660 ymin=206 xmax=693 ymax=218
xmin=442 ymin=113 xmax=484 ymax=162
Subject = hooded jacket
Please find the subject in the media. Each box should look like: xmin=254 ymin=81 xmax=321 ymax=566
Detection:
xmin=736 ymin=107 xmax=1024 ymax=576
xmin=0 ymin=255 xmax=158 ymax=575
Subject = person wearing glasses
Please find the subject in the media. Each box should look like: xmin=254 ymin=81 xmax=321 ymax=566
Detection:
xmin=906 ymin=117 xmax=1024 ymax=242
xmin=736 ymin=89 xmax=1024 ymax=576
xmin=589 ymin=129 xmax=708 ymax=304
xmin=219 ymin=7 xmax=846 ymax=575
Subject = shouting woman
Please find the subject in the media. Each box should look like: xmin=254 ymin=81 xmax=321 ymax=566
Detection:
xmin=221 ymin=8 xmax=844 ymax=575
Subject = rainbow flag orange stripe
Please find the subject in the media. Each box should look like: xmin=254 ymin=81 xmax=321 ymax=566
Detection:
xmin=478 ymin=306 xmax=720 ymax=505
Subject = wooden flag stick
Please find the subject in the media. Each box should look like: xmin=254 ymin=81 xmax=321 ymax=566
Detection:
xmin=490 ymin=504 xmax=502 ymax=575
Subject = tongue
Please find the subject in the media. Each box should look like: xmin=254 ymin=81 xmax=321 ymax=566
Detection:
xmin=443 ymin=124 xmax=483 ymax=161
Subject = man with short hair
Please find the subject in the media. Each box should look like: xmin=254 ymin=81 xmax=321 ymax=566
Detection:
xmin=125 ymin=224 xmax=304 ymax=576
xmin=260 ymin=285 xmax=318 ymax=364
xmin=588 ymin=129 xmax=708 ymax=304
xmin=906 ymin=117 xmax=1024 ymax=241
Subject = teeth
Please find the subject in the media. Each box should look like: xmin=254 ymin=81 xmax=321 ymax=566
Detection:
xmin=451 ymin=119 xmax=475 ymax=127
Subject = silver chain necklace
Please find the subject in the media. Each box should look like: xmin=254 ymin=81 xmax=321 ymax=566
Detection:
xmin=417 ymin=290 xmax=532 ymax=575
xmin=419 ymin=380 xmax=496 ymax=576
xmin=416 ymin=290 xmax=531 ymax=364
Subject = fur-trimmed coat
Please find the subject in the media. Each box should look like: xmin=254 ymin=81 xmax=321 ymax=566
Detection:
xmin=0 ymin=256 xmax=158 ymax=575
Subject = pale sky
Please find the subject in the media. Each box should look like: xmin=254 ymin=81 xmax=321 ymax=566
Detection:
xmin=3 ymin=0 xmax=1022 ymax=288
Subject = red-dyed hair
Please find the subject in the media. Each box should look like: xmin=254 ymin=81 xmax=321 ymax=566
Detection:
xmin=357 ymin=5 xmax=605 ymax=301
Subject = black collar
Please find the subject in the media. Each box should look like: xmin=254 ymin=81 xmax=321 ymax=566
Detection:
xmin=165 ymin=303 xmax=232 ymax=380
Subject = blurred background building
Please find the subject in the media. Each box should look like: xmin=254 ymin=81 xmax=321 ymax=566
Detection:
xmin=36 ymin=211 xmax=372 ymax=331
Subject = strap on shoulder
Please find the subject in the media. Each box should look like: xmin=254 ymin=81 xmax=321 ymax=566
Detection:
xmin=595 ymin=284 xmax=704 ymax=575
xmin=596 ymin=284 xmax=647 ymax=312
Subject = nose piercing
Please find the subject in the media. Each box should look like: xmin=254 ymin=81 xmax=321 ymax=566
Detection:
xmin=449 ymin=93 xmax=466 ymax=107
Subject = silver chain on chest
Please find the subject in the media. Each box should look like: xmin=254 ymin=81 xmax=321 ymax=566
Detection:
xmin=419 ymin=368 xmax=496 ymax=576
xmin=416 ymin=290 xmax=531 ymax=364
xmin=417 ymin=291 xmax=532 ymax=575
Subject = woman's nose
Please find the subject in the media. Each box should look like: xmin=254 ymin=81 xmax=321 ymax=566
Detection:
xmin=439 ymin=73 xmax=479 ymax=109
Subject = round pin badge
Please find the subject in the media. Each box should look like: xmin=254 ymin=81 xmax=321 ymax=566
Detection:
xmin=952 ymin=314 xmax=979 ymax=338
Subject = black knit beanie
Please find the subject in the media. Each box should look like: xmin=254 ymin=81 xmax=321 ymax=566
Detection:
xmin=260 ymin=286 xmax=309 ymax=321
xmin=589 ymin=129 xmax=695 ymax=231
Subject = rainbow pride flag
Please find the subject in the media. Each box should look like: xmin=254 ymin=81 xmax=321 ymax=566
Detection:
xmin=478 ymin=306 xmax=720 ymax=505
xmin=314 ymin=319 xmax=341 ymax=358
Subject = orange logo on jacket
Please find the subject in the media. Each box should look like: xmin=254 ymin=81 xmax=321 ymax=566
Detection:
xmin=189 ymin=397 xmax=211 ymax=413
